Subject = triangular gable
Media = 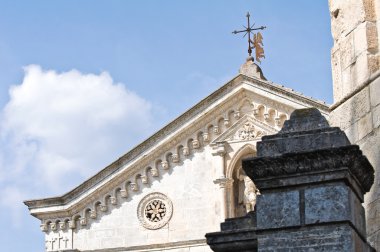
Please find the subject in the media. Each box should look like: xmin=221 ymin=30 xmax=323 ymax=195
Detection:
xmin=211 ymin=114 xmax=277 ymax=145
xmin=24 ymin=72 xmax=330 ymax=232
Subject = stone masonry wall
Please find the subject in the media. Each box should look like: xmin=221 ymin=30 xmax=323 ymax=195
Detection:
xmin=329 ymin=0 xmax=380 ymax=249
xmin=71 ymin=148 xmax=218 ymax=251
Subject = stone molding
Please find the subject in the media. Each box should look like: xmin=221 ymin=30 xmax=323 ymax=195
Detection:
xmin=79 ymin=239 xmax=207 ymax=252
xmin=25 ymin=74 xmax=329 ymax=233
xmin=244 ymin=145 xmax=374 ymax=193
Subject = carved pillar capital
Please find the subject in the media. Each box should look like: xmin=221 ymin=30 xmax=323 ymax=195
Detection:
xmin=214 ymin=177 xmax=234 ymax=189
xmin=212 ymin=142 xmax=227 ymax=156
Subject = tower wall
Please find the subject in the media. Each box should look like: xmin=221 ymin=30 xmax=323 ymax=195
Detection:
xmin=328 ymin=0 xmax=380 ymax=248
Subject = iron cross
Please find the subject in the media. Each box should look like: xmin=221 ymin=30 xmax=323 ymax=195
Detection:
xmin=232 ymin=12 xmax=266 ymax=60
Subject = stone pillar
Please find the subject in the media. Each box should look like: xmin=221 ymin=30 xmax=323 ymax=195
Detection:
xmin=206 ymin=108 xmax=375 ymax=251
xmin=213 ymin=142 xmax=229 ymax=221
xmin=328 ymin=1 xmax=380 ymax=248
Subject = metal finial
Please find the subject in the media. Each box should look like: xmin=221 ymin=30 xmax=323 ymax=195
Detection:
xmin=232 ymin=12 xmax=267 ymax=63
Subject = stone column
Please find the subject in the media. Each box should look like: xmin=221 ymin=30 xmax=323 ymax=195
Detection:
xmin=206 ymin=108 xmax=375 ymax=251
xmin=212 ymin=142 xmax=229 ymax=222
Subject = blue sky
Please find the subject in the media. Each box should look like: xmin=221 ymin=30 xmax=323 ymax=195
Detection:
xmin=0 ymin=1 xmax=332 ymax=251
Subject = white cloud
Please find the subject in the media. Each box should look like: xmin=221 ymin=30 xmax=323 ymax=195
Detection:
xmin=0 ymin=65 xmax=154 ymax=204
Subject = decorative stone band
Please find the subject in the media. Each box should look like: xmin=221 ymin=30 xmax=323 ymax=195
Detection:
xmin=32 ymin=94 xmax=294 ymax=233
xmin=243 ymin=145 xmax=374 ymax=193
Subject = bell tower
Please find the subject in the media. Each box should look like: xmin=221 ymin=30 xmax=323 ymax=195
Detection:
xmin=328 ymin=0 xmax=380 ymax=249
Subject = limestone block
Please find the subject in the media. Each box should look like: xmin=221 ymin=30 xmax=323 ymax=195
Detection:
xmin=331 ymin=47 xmax=343 ymax=101
xmin=344 ymin=123 xmax=359 ymax=143
xmin=329 ymin=0 xmax=366 ymax=40
xmin=365 ymin=198 xmax=380 ymax=236
xmin=342 ymin=65 xmax=353 ymax=99
xmin=368 ymin=230 xmax=380 ymax=252
xmin=354 ymin=21 xmax=378 ymax=56
xmin=373 ymin=104 xmax=380 ymax=128
xmin=370 ymin=77 xmax=380 ymax=107
xmin=352 ymin=52 xmax=370 ymax=89
xmin=330 ymin=86 xmax=370 ymax=130
xmin=358 ymin=112 xmax=373 ymax=140
xmin=368 ymin=54 xmax=380 ymax=74
xmin=363 ymin=0 xmax=376 ymax=21
xmin=362 ymin=127 xmax=380 ymax=203
xmin=256 ymin=190 xmax=300 ymax=229
xmin=340 ymin=32 xmax=355 ymax=69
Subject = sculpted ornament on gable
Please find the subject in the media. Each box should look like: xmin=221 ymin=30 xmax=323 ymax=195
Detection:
xmin=211 ymin=114 xmax=276 ymax=145
xmin=234 ymin=122 xmax=265 ymax=141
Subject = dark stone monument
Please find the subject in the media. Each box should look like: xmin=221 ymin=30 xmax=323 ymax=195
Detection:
xmin=206 ymin=108 xmax=375 ymax=251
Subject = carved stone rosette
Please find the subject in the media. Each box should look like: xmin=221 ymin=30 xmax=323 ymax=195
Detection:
xmin=137 ymin=192 xmax=173 ymax=230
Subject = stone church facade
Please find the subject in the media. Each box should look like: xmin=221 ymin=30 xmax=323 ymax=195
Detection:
xmin=24 ymin=60 xmax=328 ymax=251
xmin=25 ymin=1 xmax=380 ymax=251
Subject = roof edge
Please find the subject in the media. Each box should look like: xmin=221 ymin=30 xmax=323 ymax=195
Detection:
xmin=25 ymin=73 xmax=330 ymax=210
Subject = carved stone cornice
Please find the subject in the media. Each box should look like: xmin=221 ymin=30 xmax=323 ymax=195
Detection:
xmin=243 ymin=108 xmax=374 ymax=194
xmin=243 ymin=145 xmax=374 ymax=193
xmin=24 ymin=75 xmax=330 ymax=232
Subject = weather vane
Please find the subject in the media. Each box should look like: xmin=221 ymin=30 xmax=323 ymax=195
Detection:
xmin=232 ymin=12 xmax=266 ymax=63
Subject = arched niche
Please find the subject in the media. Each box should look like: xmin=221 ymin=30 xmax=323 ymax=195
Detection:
xmin=226 ymin=144 xmax=258 ymax=218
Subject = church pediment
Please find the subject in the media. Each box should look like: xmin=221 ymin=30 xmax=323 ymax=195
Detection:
xmin=24 ymin=73 xmax=329 ymax=235
xmin=211 ymin=114 xmax=277 ymax=145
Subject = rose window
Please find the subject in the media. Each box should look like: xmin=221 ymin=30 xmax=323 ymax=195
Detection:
xmin=137 ymin=192 xmax=173 ymax=229
xmin=145 ymin=200 xmax=166 ymax=222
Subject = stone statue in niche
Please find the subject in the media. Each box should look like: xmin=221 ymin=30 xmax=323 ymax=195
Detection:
xmin=236 ymin=168 xmax=260 ymax=216
xmin=243 ymin=175 xmax=260 ymax=212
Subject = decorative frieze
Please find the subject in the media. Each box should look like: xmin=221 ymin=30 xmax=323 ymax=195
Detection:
xmin=192 ymin=139 xmax=200 ymax=149
xmin=40 ymin=223 xmax=48 ymax=232
xmin=100 ymin=205 xmax=108 ymax=212
xmin=37 ymin=92 xmax=297 ymax=233
xmin=90 ymin=210 xmax=97 ymax=219
xmin=172 ymin=153 xmax=179 ymax=163
xmin=110 ymin=196 xmax=117 ymax=205
xmin=161 ymin=160 xmax=169 ymax=170
xmin=59 ymin=221 xmax=66 ymax=230
xmin=183 ymin=146 xmax=190 ymax=156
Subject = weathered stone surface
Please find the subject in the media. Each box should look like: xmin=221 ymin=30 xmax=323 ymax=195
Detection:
xmin=373 ymin=104 xmax=380 ymax=128
xmin=278 ymin=108 xmax=330 ymax=133
xmin=370 ymin=76 xmax=380 ymax=107
xmin=248 ymin=108 xmax=373 ymax=250
xmin=331 ymin=47 xmax=343 ymax=101
xmin=330 ymin=86 xmax=371 ymax=130
xmin=256 ymin=108 xmax=351 ymax=157
xmin=258 ymin=224 xmax=375 ymax=252
xmin=246 ymin=109 xmax=374 ymax=193
xmin=305 ymin=185 xmax=349 ymax=225
xmin=358 ymin=112 xmax=373 ymax=139
xmin=352 ymin=52 xmax=371 ymax=88
xmin=206 ymin=214 xmax=257 ymax=252
xmin=256 ymin=191 xmax=299 ymax=229
xmin=329 ymin=0 xmax=366 ymax=40
xmin=207 ymin=108 xmax=375 ymax=251
xmin=239 ymin=56 xmax=266 ymax=80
